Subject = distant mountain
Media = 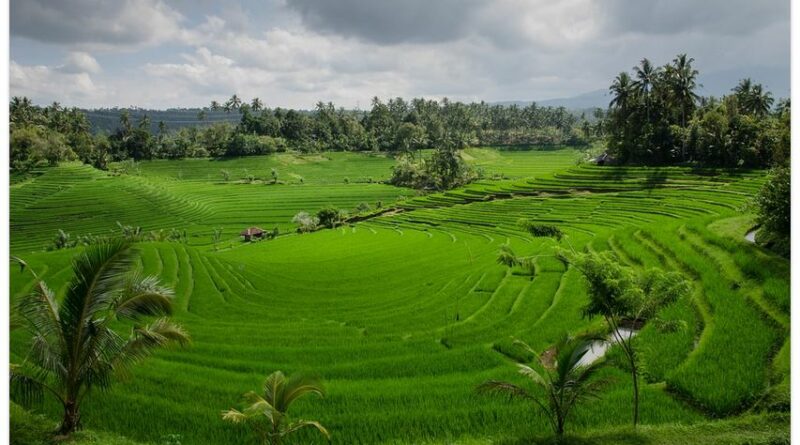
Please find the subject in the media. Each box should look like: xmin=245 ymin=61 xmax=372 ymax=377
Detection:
xmin=696 ymin=65 xmax=789 ymax=100
xmin=490 ymin=90 xmax=606 ymax=110
xmin=494 ymin=65 xmax=789 ymax=113
xmin=492 ymin=89 xmax=610 ymax=112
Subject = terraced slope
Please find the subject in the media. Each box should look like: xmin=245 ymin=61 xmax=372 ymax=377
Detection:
xmin=9 ymin=149 xmax=788 ymax=445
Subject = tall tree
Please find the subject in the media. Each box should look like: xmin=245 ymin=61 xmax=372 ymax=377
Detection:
xmin=633 ymin=58 xmax=659 ymax=121
xmin=669 ymin=54 xmax=700 ymax=128
xmin=567 ymin=251 xmax=689 ymax=427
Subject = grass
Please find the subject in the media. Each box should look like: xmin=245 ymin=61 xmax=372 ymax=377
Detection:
xmin=12 ymin=403 xmax=788 ymax=445
xmin=9 ymin=147 xmax=789 ymax=444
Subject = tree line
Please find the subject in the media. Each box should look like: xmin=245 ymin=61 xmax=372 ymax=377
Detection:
xmin=606 ymin=54 xmax=790 ymax=168
xmin=10 ymin=95 xmax=595 ymax=174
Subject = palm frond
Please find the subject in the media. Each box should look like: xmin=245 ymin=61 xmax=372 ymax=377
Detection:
xmin=476 ymin=380 xmax=533 ymax=401
xmin=517 ymin=364 xmax=546 ymax=388
xmin=119 ymin=318 xmax=190 ymax=366
xmin=10 ymin=363 xmax=46 ymax=407
xmin=221 ymin=408 xmax=249 ymax=424
xmin=114 ymin=274 xmax=174 ymax=320
xmin=282 ymin=374 xmax=326 ymax=408
xmin=60 ymin=241 xmax=135 ymax=348
xmin=263 ymin=371 xmax=286 ymax=409
xmin=283 ymin=420 xmax=330 ymax=440
xmin=241 ymin=392 xmax=276 ymax=423
xmin=16 ymin=280 xmax=61 ymax=341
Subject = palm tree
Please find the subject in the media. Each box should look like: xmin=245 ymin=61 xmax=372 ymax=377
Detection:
xmin=251 ymin=97 xmax=264 ymax=112
xmin=225 ymin=94 xmax=243 ymax=112
xmin=633 ymin=58 xmax=658 ymax=121
xmin=222 ymin=371 xmax=330 ymax=445
xmin=609 ymin=72 xmax=634 ymax=112
xmin=750 ymin=84 xmax=774 ymax=117
xmin=733 ymin=78 xmax=753 ymax=99
xmin=478 ymin=335 xmax=607 ymax=439
xmin=733 ymin=79 xmax=774 ymax=116
xmin=667 ymin=54 xmax=700 ymax=161
xmin=670 ymin=54 xmax=699 ymax=128
xmin=10 ymin=241 xmax=190 ymax=434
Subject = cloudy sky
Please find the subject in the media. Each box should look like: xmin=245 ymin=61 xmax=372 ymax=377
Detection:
xmin=9 ymin=0 xmax=791 ymax=109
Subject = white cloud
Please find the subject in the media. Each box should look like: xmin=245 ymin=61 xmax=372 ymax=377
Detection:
xmin=10 ymin=61 xmax=101 ymax=104
xmin=59 ymin=52 xmax=101 ymax=74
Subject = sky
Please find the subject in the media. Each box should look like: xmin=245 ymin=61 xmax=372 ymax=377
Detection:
xmin=8 ymin=0 xmax=791 ymax=110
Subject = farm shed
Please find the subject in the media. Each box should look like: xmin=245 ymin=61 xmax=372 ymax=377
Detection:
xmin=240 ymin=227 xmax=265 ymax=241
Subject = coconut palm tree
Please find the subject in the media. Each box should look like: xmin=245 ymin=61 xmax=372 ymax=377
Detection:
xmin=733 ymin=79 xmax=774 ymax=117
xmin=633 ymin=58 xmax=659 ymax=121
xmin=10 ymin=241 xmax=190 ymax=434
xmin=609 ymin=72 xmax=634 ymax=112
xmin=670 ymin=54 xmax=700 ymax=128
xmin=750 ymin=84 xmax=774 ymax=117
xmin=478 ymin=335 xmax=607 ymax=440
xmin=222 ymin=371 xmax=330 ymax=445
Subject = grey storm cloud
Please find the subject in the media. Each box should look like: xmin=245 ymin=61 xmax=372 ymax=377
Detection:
xmin=604 ymin=0 xmax=788 ymax=36
xmin=287 ymin=0 xmax=789 ymax=45
xmin=286 ymin=0 xmax=483 ymax=44
xmin=10 ymin=0 xmax=182 ymax=46
xmin=8 ymin=0 xmax=790 ymax=108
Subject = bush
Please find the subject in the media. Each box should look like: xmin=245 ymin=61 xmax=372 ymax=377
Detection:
xmin=518 ymin=220 xmax=564 ymax=240
xmin=292 ymin=212 xmax=319 ymax=233
xmin=389 ymin=149 xmax=477 ymax=190
xmin=316 ymin=206 xmax=346 ymax=228
xmin=755 ymin=167 xmax=790 ymax=237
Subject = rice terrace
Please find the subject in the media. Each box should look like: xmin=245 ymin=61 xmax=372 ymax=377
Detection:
xmin=5 ymin=2 xmax=793 ymax=445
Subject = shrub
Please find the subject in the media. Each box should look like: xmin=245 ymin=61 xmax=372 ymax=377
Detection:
xmin=518 ymin=220 xmax=564 ymax=240
xmin=292 ymin=212 xmax=319 ymax=233
xmin=316 ymin=206 xmax=346 ymax=228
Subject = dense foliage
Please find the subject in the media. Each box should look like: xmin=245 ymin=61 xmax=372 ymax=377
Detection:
xmin=389 ymin=147 xmax=478 ymax=190
xmin=754 ymin=166 xmax=790 ymax=256
xmin=10 ymin=95 xmax=594 ymax=174
xmin=755 ymin=167 xmax=790 ymax=237
xmin=10 ymin=97 xmax=99 ymax=171
xmin=605 ymin=54 xmax=790 ymax=167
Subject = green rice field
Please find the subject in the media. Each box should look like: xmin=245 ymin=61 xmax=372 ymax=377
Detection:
xmin=9 ymin=147 xmax=789 ymax=444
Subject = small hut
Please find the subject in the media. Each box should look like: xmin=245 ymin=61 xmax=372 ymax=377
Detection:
xmin=240 ymin=227 xmax=265 ymax=242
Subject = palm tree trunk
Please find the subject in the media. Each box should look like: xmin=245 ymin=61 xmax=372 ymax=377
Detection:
xmin=681 ymin=107 xmax=686 ymax=162
xmin=552 ymin=410 xmax=565 ymax=443
xmin=59 ymin=400 xmax=81 ymax=434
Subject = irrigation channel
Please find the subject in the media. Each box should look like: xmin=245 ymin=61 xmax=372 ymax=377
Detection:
xmin=578 ymin=327 xmax=638 ymax=366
